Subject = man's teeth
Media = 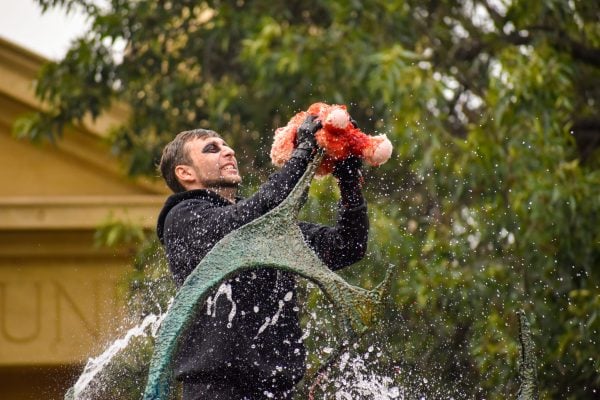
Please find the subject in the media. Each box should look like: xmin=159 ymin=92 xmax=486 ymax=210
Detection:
xmin=222 ymin=165 xmax=236 ymax=171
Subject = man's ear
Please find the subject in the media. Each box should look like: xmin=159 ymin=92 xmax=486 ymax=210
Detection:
xmin=174 ymin=165 xmax=196 ymax=188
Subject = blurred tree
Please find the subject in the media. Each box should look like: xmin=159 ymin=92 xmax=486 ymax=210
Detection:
xmin=16 ymin=0 xmax=599 ymax=398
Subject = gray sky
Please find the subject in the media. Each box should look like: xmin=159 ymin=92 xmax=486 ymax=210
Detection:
xmin=0 ymin=0 xmax=88 ymax=59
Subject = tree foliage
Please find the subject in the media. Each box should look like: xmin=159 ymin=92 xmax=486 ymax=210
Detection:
xmin=18 ymin=0 xmax=600 ymax=398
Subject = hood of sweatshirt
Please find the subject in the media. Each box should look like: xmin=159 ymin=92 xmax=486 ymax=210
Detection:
xmin=156 ymin=189 xmax=233 ymax=244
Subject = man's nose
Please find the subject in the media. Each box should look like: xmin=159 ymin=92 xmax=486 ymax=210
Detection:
xmin=222 ymin=146 xmax=235 ymax=157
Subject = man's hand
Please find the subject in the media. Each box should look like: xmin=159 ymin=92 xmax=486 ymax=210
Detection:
xmin=333 ymin=155 xmax=363 ymax=183
xmin=296 ymin=114 xmax=322 ymax=149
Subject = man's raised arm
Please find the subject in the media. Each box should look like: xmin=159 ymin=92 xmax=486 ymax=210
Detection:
xmin=298 ymin=156 xmax=369 ymax=271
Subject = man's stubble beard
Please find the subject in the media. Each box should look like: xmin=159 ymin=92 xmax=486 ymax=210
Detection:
xmin=194 ymin=164 xmax=241 ymax=190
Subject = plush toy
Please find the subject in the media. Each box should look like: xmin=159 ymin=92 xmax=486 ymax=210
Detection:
xmin=270 ymin=102 xmax=393 ymax=176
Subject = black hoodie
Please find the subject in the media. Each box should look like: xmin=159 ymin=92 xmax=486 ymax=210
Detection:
xmin=156 ymin=148 xmax=368 ymax=390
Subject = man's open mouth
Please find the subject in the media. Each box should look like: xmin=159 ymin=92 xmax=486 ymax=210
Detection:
xmin=221 ymin=164 xmax=237 ymax=172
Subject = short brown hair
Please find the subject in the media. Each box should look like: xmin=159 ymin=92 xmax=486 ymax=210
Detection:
xmin=159 ymin=129 xmax=221 ymax=193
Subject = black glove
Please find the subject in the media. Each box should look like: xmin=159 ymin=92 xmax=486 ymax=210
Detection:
xmin=333 ymin=155 xmax=363 ymax=183
xmin=295 ymin=114 xmax=321 ymax=150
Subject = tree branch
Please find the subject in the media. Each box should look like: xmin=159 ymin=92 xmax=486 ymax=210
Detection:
xmin=525 ymin=25 xmax=600 ymax=67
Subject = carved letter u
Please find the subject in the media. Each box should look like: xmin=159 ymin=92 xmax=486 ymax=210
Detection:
xmin=0 ymin=282 xmax=42 ymax=343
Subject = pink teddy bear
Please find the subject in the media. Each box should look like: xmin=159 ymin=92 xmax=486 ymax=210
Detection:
xmin=270 ymin=102 xmax=393 ymax=176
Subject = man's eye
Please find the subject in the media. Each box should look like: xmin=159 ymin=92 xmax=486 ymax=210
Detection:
xmin=203 ymin=144 xmax=219 ymax=152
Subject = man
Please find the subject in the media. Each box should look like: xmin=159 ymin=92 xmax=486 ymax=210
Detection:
xmin=156 ymin=115 xmax=368 ymax=399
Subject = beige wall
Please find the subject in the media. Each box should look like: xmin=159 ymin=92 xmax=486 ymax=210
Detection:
xmin=0 ymin=260 xmax=126 ymax=365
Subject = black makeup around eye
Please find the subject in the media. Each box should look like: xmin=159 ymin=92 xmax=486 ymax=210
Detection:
xmin=202 ymin=143 xmax=219 ymax=153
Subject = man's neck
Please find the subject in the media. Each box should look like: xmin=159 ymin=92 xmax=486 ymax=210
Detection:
xmin=207 ymin=186 xmax=237 ymax=203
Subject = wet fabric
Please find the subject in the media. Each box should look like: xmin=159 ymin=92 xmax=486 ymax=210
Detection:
xmin=181 ymin=371 xmax=294 ymax=400
xmin=157 ymin=148 xmax=368 ymax=396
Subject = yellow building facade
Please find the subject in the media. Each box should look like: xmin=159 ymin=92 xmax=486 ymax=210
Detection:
xmin=0 ymin=38 xmax=167 ymax=399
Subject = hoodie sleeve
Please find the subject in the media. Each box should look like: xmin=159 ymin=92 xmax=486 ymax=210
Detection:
xmin=298 ymin=198 xmax=368 ymax=271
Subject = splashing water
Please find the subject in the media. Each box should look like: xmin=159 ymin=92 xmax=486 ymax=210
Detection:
xmin=206 ymin=282 xmax=237 ymax=328
xmin=308 ymin=344 xmax=403 ymax=399
xmin=71 ymin=301 xmax=172 ymax=400
xmin=333 ymin=348 xmax=402 ymax=400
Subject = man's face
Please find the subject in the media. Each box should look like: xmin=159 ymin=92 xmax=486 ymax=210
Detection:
xmin=179 ymin=136 xmax=241 ymax=190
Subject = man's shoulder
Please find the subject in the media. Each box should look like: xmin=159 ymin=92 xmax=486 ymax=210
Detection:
xmin=157 ymin=189 xmax=227 ymax=237
xmin=166 ymin=189 xmax=229 ymax=215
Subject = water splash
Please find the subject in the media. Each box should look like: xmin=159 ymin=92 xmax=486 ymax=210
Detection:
xmin=333 ymin=348 xmax=401 ymax=399
xmin=307 ymin=344 xmax=402 ymax=399
xmin=255 ymin=289 xmax=294 ymax=338
xmin=71 ymin=300 xmax=172 ymax=400
xmin=205 ymin=282 xmax=237 ymax=327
